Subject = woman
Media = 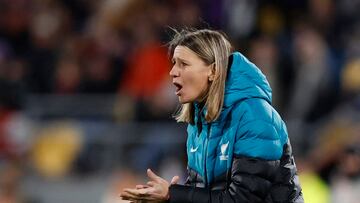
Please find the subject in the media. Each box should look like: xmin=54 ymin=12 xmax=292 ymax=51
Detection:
xmin=120 ymin=29 xmax=304 ymax=202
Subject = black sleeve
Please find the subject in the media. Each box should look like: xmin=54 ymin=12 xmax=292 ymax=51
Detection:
xmin=169 ymin=156 xmax=275 ymax=203
xmin=168 ymin=143 xmax=303 ymax=203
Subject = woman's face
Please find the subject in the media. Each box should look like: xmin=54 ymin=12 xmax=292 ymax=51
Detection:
xmin=170 ymin=45 xmax=213 ymax=104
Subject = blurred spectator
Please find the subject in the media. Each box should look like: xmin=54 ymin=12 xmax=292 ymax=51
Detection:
xmin=330 ymin=145 xmax=360 ymax=203
xmin=248 ymin=35 xmax=282 ymax=108
xmin=222 ymin=0 xmax=257 ymax=39
xmin=257 ymin=4 xmax=285 ymax=37
xmin=298 ymin=158 xmax=330 ymax=203
xmin=308 ymin=0 xmax=335 ymax=35
xmin=0 ymin=0 xmax=31 ymax=56
xmin=119 ymin=18 xmax=175 ymax=120
xmin=30 ymin=122 xmax=83 ymax=178
xmin=0 ymin=112 xmax=32 ymax=160
xmin=286 ymin=24 xmax=338 ymax=122
xmin=81 ymin=53 xmax=120 ymax=93
xmin=54 ymin=56 xmax=82 ymax=94
xmin=172 ymin=0 xmax=202 ymax=27
xmin=0 ymin=111 xmax=14 ymax=159
xmin=0 ymin=161 xmax=24 ymax=203
xmin=341 ymin=59 xmax=360 ymax=99
xmin=0 ymin=64 xmax=26 ymax=110
xmin=26 ymin=1 xmax=69 ymax=93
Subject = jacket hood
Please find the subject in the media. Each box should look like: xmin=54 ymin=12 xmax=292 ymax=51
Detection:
xmin=193 ymin=52 xmax=272 ymax=124
xmin=224 ymin=52 xmax=272 ymax=107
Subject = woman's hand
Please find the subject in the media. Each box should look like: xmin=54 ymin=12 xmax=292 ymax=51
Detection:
xmin=120 ymin=169 xmax=179 ymax=202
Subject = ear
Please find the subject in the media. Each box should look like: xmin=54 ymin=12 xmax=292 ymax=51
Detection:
xmin=208 ymin=63 xmax=216 ymax=82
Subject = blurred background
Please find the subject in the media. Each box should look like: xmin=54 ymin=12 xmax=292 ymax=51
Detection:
xmin=0 ymin=0 xmax=359 ymax=202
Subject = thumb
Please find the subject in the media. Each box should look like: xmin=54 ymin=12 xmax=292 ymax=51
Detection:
xmin=147 ymin=169 xmax=162 ymax=182
xmin=170 ymin=176 xmax=180 ymax=185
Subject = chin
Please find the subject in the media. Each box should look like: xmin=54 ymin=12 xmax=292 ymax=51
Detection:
xmin=178 ymin=96 xmax=192 ymax=104
xmin=178 ymin=98 xmax=187 ymax=104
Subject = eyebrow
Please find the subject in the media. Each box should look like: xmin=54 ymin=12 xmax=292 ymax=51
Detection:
xmin=172 ymin=57 xmax=190 ymax=63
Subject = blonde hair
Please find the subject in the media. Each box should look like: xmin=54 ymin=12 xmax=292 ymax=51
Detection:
xmin=168 ymin=28 xmax=233 ymax=124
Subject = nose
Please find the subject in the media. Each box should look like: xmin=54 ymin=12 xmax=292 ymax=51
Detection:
xmin=169 ymin=65 xmax=179 ymax=77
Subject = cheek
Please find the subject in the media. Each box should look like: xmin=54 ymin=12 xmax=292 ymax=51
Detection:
xmin=184 ymin=73 xmax=209 ymax=98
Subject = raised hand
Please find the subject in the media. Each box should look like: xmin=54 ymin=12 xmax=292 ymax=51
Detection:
xmin=120 ymin=169 xmax=179 ymax=202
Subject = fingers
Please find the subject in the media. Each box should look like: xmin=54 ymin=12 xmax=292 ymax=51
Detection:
xmin=125 ymin=188 xmax=151 ymax=196
xmin=136 ymin=184 xmax=149 ymax=189
xmin=121 ymin=188 xmax=159 ymax=201
xmin=147 ymin=181 xmax=156 ymax=187
xmin=170 ymin=176 xmax=180 ymax=185
xmin=121 ymin=190 xmax=160 ymax=202
xmin=120 ymin=190 xmax=143 ymax=200
xmin=121 ymin=169 xmax=178 ymax=202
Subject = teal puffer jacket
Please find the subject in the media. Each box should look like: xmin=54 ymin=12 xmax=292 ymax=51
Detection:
xmin=187 ymin=51 xmax=288 ymax=183
xmin=169 ymin=52 xmax=303 ymax=203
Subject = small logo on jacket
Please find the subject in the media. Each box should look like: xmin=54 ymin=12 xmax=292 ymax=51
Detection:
xmin=190 ymin=146 xmax=199 ymax=153
xmin=220 ymin=141 xmax=229 ymax=161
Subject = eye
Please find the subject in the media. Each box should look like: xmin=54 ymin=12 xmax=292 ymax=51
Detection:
xmin=181 ymin=62 xmax=188 ymax=66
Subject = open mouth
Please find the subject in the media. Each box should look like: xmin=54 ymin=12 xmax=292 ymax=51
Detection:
xmin=173 ymin=82 xmax=183 ymax=95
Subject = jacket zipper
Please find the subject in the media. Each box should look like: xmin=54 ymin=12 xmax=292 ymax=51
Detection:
xmin=204 ymin=124 xmax=211 ymax=186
